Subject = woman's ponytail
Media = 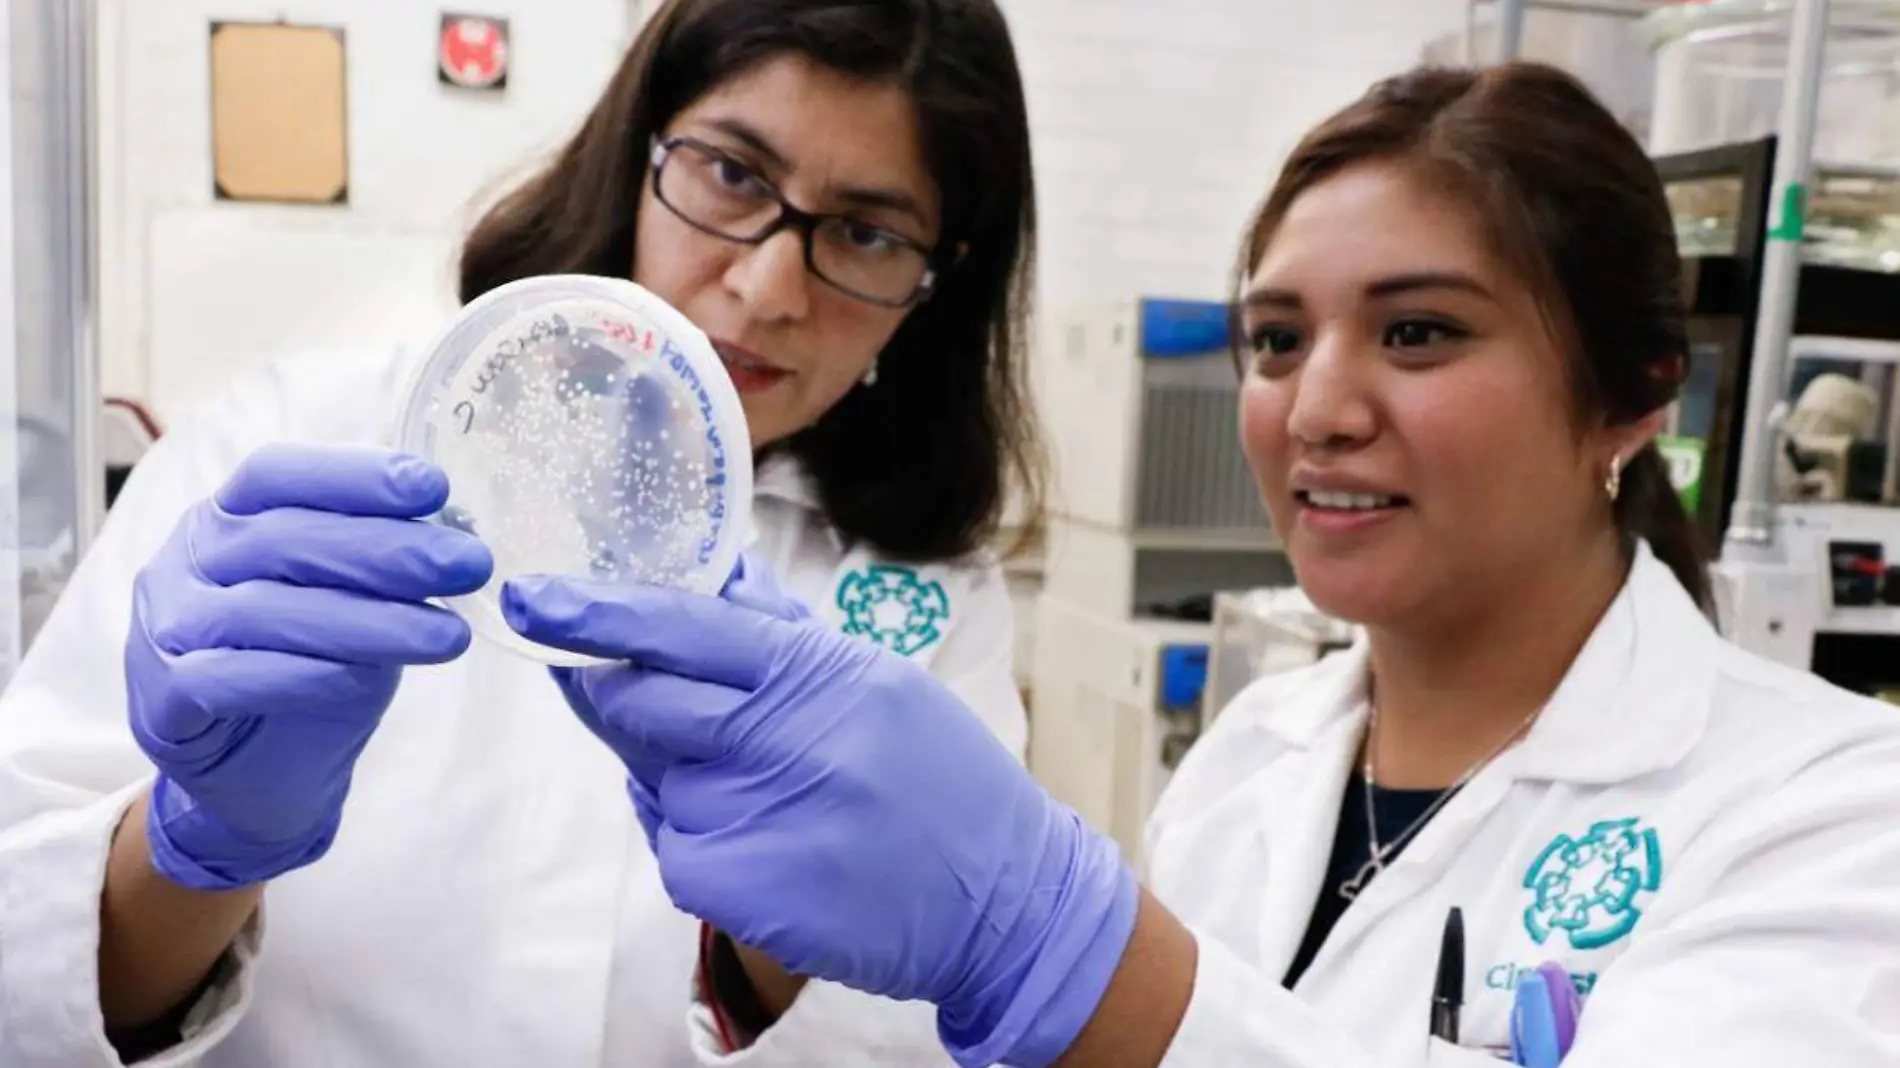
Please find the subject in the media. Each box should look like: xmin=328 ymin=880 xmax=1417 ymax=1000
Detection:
xmin=1615 ymin=444 xmax=1712 ymax=614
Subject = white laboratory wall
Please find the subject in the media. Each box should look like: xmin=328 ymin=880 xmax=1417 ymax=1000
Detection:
xmin=1007 ymin=0 xmax=1467 ymax=311
xmin=98 ymin=0 xmax=1467 ymax=424
xmin=95 ymin=0 xmax=643 ymax=424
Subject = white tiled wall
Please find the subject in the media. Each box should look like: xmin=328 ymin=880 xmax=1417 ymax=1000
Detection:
xmin=97 ymin=0 xmax=1464 ymax=424
xmin=1010 ymin=0 xmax=1465 ymax=308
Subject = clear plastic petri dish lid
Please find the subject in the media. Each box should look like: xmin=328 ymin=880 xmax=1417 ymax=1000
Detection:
xmin=395 ymin=274 xmax=753 ymax=666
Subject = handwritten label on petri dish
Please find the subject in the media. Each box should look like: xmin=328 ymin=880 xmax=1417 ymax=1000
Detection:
xmin=454 ymin=314 xmax=575 ymax=434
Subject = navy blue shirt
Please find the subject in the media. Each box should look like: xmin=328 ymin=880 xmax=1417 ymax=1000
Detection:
xmin=1283 ymin=771 xmax=1452 ymax=989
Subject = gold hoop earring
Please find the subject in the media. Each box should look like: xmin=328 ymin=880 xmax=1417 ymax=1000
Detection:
xmin=1605 ymin=454 xmax=1623 ymax=502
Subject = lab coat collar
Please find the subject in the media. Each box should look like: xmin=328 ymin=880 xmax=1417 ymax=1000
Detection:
xmin=1255 ymin=542 xmax=1713 ymax=786
xmin=751 ymin=450 xmax=848 ymax=554
xmin=754 ymin=450 xmax=821 ymax=511
xmin=1510 ymin=542 xmax=1714 ymax=784
xmin=1256 ymin=641 xmax=1373 ymax=750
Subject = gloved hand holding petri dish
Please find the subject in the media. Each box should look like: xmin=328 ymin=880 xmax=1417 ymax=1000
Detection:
xmin=394 ymin=274 xmax=753 ymax=666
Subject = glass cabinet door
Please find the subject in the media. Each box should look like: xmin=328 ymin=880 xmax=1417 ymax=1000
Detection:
xmin=2 ymin=0 xmax=95 ymax=687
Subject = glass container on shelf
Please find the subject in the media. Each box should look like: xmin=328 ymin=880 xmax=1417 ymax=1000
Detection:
xmin=1647 ymin=0 xmax=1900 ymax=271
xmin=1664 ymin=173 xmax=1749 ymax=257
xmin=1646 ymin=0 xmax=1900 ymax=163
xmin=1664 ymin=165 xmax=1900 ymax=271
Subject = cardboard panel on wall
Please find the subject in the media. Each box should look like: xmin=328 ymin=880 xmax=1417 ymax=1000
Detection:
xmin=208 ymin=21 xmax=349 ymax=204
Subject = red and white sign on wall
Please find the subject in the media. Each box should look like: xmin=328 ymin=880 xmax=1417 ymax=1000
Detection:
xmin=438 ymin=13 xmax=510 ymax=91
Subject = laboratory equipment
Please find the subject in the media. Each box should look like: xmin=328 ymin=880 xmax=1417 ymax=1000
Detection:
xmin=2 ymin=0 xmax=97 ymax=688
xmin=1716 ymin=335 xmax=1900 ymax=697
xmin=1652 ymin=143 xmax=1900 ymax=548
xmin=1645 ymin=135 xmax=1900 ymax=547
xmin=396 ymin=274 xmax=752 ymax=667
xmin=1775 ymin=370 xmax=1880 ymax=500
xmin=101 ymin=397 xmax=161 ymax=506
xmin=1645 ymin=0 xmax=1900 ymax=167
xmin=1646 ymin=0 xmax=1900 ymax=272
xmin=1027 ymin=298 xmax=1293 ymax=865
xmin=1202 ymin=587 xmax=1357 ymax=731
xmin=1663 ymin=0 xmax=1900 ymax=700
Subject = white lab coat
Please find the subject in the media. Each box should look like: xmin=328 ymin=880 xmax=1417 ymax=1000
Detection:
xmin=1147 ymin=543 xmax=1900 ymax=1066
xmin=0 ymin=344 xmax=1026 ymax=1068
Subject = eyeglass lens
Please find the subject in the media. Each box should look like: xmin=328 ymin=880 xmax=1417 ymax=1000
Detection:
xmin=656 ymin=141 xmax=931 ymax=306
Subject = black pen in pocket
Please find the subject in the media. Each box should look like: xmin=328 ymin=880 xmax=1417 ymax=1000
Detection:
xmin=1430 ymin=906 xmax=1464 ymax=1044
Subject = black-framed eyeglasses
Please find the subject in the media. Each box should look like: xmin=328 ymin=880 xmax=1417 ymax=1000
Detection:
xmin=649 ymin=136 xmax=943 ymax=309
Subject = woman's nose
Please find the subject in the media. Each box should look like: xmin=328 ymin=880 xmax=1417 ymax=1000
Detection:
xmin=724 ymin=228 xmax=812 ymax=325
xmin=1285 ymin=337 xmax=1376 ymax=449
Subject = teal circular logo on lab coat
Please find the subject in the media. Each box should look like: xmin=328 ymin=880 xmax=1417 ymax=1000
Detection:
xmin=836 ymin=564 xmax=949 ymax=657
xmin=1522 ymin=818 xmax=1664 ymax=951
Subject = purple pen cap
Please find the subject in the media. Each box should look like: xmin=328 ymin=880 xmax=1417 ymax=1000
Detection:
xmin=1534 ymin=961 xmax=1581 ymax=1052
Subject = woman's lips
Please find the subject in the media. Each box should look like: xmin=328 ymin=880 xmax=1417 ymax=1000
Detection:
xmin=713 ymin=342 xmax=790 ymax=393
xmin=1292 ymin=488 xmax=1412 ymax=538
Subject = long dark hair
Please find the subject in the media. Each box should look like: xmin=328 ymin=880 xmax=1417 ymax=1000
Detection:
xmin=459 ymin=0 xmax=1042 ymax=561
xmin=1235 ymin=61 xmax=1711 ymax=610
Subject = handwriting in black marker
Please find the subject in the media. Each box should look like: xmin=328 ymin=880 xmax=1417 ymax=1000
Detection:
xmin=454 ymin=400 xmax=475 ymax=433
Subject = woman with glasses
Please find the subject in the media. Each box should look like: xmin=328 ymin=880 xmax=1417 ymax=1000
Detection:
xmin=0 ymin=2 xmax=1037 ymax=1066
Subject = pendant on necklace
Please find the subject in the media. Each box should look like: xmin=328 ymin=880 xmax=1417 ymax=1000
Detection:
xmin=1339 ymin=856 xmax=1380 ymax=901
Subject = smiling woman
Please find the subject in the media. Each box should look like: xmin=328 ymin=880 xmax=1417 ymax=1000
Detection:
xmin=1231 ymin=67 xmax=1708 ymax=629
xmin=465 ymin=60 xmax=1900 ymax=1068
xmin=1224 ymin=63 xmax=1717 ymax=802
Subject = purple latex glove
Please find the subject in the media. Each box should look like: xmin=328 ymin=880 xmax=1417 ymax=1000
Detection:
xmin=501 ymin=563 xmax=1139 ymax=1068
xmin=546 ymin=556 xmax=811 ymax=844
xmin=127 ymin=444 xmax=492 ymax=890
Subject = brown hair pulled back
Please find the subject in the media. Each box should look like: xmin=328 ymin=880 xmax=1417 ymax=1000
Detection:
xmin=1237 ymin=61 xmax=1710 ymax=610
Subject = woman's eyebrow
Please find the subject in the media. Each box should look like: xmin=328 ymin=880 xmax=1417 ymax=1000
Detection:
xmin=1364 ymin=270 xmax=1493 ymax=300
xmin=700 ymin=116 xmax=790 ymax=170
xmin=1240 ymin=287 xmax=1301 ymax=310
xmin=698 ymin=116 xmax=927 ymax=226
xmin=1240 ymin=270 xmax=1495 ymax=313
xmin=834 ymin=186 xmax=926 ymax=225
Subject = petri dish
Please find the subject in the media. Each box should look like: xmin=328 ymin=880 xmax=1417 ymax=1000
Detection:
xmin=395 ymin=274 xmax=753 ymax=666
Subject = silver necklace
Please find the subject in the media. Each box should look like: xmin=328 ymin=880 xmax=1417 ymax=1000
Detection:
xmin=1337 ymin=699 xmax=1541 ymax=902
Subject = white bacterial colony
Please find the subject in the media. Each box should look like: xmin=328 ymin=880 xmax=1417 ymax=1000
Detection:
xmin=428 ymin=323 xmax=720 ymax=591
